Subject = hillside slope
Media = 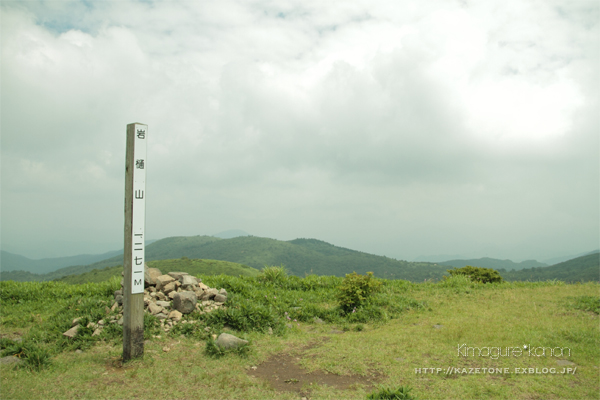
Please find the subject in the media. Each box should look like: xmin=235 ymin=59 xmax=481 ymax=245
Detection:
xmin=56 ymin=258 xmax=260 ymax=284
xmin=499 ymin=252 xmax=600 ymax=282
xmin=1 ymin=250 xmax=123 ymax=274
xmin=439 ymin=257 xmax=547 ymax=271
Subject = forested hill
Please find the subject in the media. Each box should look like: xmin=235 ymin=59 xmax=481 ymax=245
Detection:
xmin=499 ymin=252 xmax=600 ymax=282
xmin=141 ymin=236 xmax=447 ymax=280
xmin=1 ymin=235 xmax=447 ymax=282
xmin=438 ymin=257 xmax=548 ymax=271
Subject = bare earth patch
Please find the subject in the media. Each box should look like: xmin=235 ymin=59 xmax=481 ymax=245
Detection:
xmin=248 ymin=337 xmax=382 ymax=396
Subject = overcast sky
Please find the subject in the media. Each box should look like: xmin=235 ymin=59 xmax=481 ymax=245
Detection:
xmin=1 ymin=0 xmax=598 ymax=262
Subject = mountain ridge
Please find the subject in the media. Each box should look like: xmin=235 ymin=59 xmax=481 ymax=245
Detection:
xmin=1 ymin=236 xmax=598 ymax=283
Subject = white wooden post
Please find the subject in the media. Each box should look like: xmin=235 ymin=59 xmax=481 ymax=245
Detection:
xmin=123 ymin=122 xmax=147 ymax=361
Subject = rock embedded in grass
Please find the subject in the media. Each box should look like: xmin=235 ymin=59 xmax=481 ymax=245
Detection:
xmin=1 ymin=356 xmax=24 ymax=366
xmin=63 ymin=325 xmax=79 ymax=338
xmin=216 ymin=333 xmax=248 ymax=349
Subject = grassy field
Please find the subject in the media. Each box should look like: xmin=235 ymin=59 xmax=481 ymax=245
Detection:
xmin=1 ymin=272 xmax=598 ymax=399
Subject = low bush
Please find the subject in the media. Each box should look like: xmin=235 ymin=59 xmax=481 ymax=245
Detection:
xmin=0 ymin=340 xmax=53 ymax=372
xmin=258 ymin=265 xmax=288 ymax=284
xmin=337 ymin=272 xmax=382 ymax=313
xmin=367 ymin=385 xmax=417 ymax=399
xmin=446 ymin=265 xmax=503 ymax=284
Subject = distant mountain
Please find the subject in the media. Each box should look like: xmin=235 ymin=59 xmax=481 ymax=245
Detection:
xmin=439 ymin=257 xmax=548 ymax=271
xmin=542 ymin=249 xmax=600 ymax=266
xmin=412 ymin=253 xmax=482 ymax=263
xmin=4 ymin=235 xmax=598 ymax=284
xmin=1 ymin=235 xmax=448 ymax=283
xmin=213 ymin=229 xmax=250 ymax=239
xmin=500 ymin=252 xmax=600 ymax=282
xmin=1 ymin=249 xmax=123 ymax=274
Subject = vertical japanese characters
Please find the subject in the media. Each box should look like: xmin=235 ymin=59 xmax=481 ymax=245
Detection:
xmin=131 ymin=125 xmax=146 ymax=294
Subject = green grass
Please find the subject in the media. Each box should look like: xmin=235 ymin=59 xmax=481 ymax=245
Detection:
xmin=564 ymin=295 xmax=600 ymax=314
xmin=0 ymin=274 xmax=598 ymax=399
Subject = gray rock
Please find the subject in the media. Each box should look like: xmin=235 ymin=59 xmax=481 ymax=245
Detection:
xmin=218 ymin=288 xmax=227 ymax=296
xmin=173 ymin=291 xmax=197 ymax=314
xmin=63 ymin=325 xmax=80 ymax=338
xmin=181 ymin=275 xmax=198 ymax=289
xmin=92 ymin=328 xmax=103 ymax=336
xmin=114 ymin=290 xmax=123 ymax=298
xmin=115 ymin=294 xmax=123 ymax=306
xmin=155 ymin=313 xmax=168 ymax=319
xmin=147 ymin=302 xmax=163 ymax=315
xmin=0 ymin=356 xmax=24 ymax=366
xmin=156 ymin=292 xmax=167 ymax=301
xmin=213 ymin=294 xmax=227 ymax=303
xmin=72 ymin=317 xmax=82 ymax=327
xmin=168 ymin=272 xmax=189 ymax=282
xmin=118 ymin=317 xmax=124 ymax=325
xmin=155 ymin=300 xmax=171 ymax=308
xmin=200 ymin=288 xmax=218 ymax=301
xmin=168 ymin=310 xmax=183 ymax=321
xmin=155 ymin=275 xmax=176 ymax=290
xmin=162 ymin=281 xmax=178 ymax=294
xmin=144 ymin=267 xmax=163 ymax=286
xmin=314 ymin=317 xmax=324 ymax=324
xmin=216 ymin=333 xmax=248 ymax=349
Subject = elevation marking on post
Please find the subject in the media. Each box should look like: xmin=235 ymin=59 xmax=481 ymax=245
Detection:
xmin=123 ymin=122 xmax=147 ymax=361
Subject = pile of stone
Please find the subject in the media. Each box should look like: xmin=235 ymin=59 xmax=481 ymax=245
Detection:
xmin=63 ymin=266 xmax=228 ymax=338
xmin=136 ymin=267 xmax=228 ymax=332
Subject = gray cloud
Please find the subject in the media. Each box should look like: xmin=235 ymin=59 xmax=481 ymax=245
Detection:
xmin=1 ymin=0 xmax=597 ymax=260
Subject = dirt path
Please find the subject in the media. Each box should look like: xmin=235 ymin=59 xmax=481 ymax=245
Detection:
xmin=247 ymin=337 xmax=382 ymax=397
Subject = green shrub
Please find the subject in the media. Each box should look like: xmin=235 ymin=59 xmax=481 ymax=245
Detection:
xmin=201 ymin=298 xmax=284 ymax=334
xmin=446 ymin=265 xmax=503 ymax=284
xmin=23 ymin=346 xmax=52 ymax=371
xmin=1 ymin=341 xmax=53 ymax=372
xmin=259 ymin=265 xmax=288 ymax=284
xmin=367 ymin=385 xmax=417 ymax=399
xmin=337 ymin=272 xmax=382 ymax=313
